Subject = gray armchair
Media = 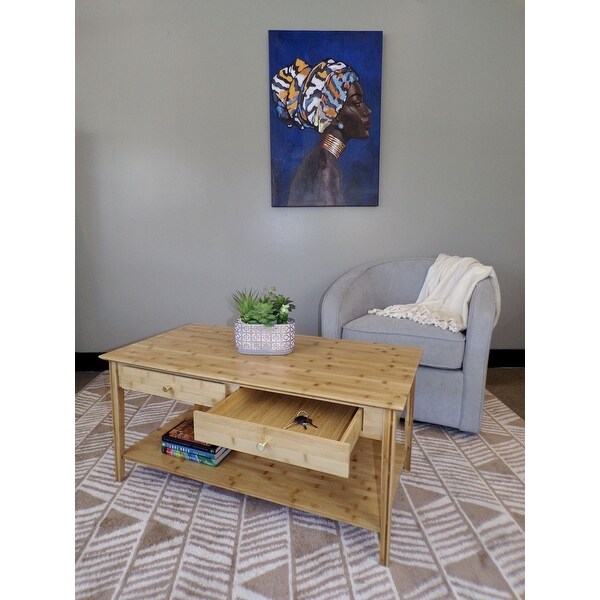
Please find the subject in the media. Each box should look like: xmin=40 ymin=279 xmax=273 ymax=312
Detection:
xmin=320 ymin=258 xmax=500 ymax=433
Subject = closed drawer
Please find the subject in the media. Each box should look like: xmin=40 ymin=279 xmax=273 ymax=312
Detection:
xmin=118 ymin=365 xmax=235 ymax=406
xmin=193 ymin=388 xmax=362 ymax=478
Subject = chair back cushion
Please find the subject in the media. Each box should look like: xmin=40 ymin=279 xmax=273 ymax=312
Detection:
xmin=361 ymin=258 xmax=433 ymax=308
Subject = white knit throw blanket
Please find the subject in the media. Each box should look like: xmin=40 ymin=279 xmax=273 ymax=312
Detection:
xmin=368 ymin=254 xmax=501 ymax=333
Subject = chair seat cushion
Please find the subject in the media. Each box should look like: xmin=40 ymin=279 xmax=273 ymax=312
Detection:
xmin=342 ymin=315 xmax=465 ymax=369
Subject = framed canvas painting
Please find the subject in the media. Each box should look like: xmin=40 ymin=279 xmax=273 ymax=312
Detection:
xmin=269 ymin=30 xmax=383 ymax=207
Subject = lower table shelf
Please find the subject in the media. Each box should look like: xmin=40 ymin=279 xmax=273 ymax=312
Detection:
xmin=124 ymin=408 xmax=406 ymax=534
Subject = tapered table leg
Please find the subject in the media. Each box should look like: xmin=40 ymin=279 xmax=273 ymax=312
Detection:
xmin=404 ymin=379 xmax=415 ymax=471
xmin=109 ymin=361 xmax=126 ymax=481
xmin=379 ymin=408 xmax=397 ymax=566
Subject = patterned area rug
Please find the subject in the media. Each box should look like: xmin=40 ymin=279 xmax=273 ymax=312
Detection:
xmin=75 ymin=372 xmax=524 ymax=599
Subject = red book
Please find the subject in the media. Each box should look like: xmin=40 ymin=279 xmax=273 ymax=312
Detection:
xmin=161 ymin=417 xmax=224 ymax=454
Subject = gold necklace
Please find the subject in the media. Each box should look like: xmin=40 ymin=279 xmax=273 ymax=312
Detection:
xmin=320 ymin=133 xmax=345 ymax=159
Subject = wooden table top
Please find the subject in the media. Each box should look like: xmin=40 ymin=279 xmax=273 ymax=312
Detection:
xmin=100 ymin=323 xmax=422 ymax=410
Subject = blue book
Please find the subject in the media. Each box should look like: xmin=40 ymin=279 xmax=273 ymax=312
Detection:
xmin=161 ymin=445 xmax=231 ymax=466
xmin=161 ymin=440 xmax=229 ymax=460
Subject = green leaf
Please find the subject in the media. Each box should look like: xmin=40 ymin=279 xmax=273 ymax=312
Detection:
xmin=232 ymin=287 xmax=295 ymax=326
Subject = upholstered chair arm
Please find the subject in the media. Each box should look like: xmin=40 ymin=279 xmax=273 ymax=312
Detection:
xmin=320 ymin=263 xmax=379 ymax=339
xmin=459 ymin=277 xmax=499 ymax=432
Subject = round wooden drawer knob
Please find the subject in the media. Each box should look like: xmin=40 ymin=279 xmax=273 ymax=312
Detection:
xmin=256 ymin=439 xmax=268 ymax=451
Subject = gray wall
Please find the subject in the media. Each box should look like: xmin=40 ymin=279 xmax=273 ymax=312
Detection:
xmin=76 ymin=0 xmax=524 ymax=352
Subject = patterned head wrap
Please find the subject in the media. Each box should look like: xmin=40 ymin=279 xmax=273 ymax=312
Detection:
xmin=271 ymin=58 xmax=359 ymax=133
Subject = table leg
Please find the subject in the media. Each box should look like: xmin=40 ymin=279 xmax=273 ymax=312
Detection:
xmin=404 ymin=379 xmax=415 ymax=471
xmin=379 ymin=408 xmax=397 ymax=566
xmin=109 ymin=361 xmax=126 ymax=481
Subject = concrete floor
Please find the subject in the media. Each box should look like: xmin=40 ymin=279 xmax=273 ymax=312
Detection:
xmin=485 ymin=367 xmax=525 ymax=419
xmin=76 ymin=367 xmax=525 ymax=420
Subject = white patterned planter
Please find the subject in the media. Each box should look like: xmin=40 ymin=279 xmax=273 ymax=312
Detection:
xmin=234 ymin=319 xmax=296 ymax=355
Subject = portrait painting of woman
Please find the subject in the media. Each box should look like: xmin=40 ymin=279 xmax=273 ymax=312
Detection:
xmin=269 ymin=31 xmax=383 ymax=207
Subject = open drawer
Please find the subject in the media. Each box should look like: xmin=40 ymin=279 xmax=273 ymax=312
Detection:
xmin=193 ymin=388 xmax=362 ymax=478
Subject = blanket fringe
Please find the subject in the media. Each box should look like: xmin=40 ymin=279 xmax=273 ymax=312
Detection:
xmin=368 ymin=305 xmax=461 ymax=333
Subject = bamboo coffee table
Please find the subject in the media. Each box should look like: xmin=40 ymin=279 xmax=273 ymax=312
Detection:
xmin=100 ymin=323 xmax=422 ymax=566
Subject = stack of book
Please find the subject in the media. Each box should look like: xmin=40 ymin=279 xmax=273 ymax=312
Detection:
xmin=161 ymin=417 xmax=231 ymax=467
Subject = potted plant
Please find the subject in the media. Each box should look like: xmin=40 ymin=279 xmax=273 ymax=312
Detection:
xmin=232 ymin=288 xmax=296 ymax=355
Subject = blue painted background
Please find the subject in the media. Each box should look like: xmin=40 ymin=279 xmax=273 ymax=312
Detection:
xmin=268 ymin=30 xmax=383 ymax=207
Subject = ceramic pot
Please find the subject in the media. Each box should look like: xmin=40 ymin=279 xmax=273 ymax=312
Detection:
xmin=234 ymin=319 xmax=295 ymax=355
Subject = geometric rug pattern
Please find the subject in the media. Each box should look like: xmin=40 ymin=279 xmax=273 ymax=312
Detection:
xmin=75 ymin=372 xmax=524 ymax=599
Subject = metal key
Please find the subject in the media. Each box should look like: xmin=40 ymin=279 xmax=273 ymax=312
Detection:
xmin=294 ymin=414 xmax=318 ymax=429
xmin=284 ymin=410 xmax=319 ymax=430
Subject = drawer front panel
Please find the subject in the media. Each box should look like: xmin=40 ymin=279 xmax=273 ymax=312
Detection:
xmin=118 ymin=365 xmax=234 ymax=406
xmin=193 ymin=389 xmax=363 ymax=477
